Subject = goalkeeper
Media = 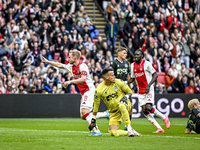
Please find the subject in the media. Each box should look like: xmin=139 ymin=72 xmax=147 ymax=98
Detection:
xmin=89 ymin=68 xmax=141 ymax=137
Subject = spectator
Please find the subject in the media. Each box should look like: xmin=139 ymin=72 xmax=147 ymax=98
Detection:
xmin=194 ymin=57 xmax=200 ymax=77
xmin=44 ymin=79 xmax=54 ymax=93
xmin=70 ymin=84 xmax=78 ymax=94
xmin=180 ymin=37 xmax=191 ymax=68
xmin=165 ymin=69 xmax=176 ymax=92
xmin=136 ymin=1 xmax=146 ymax=23
xmin=181 ymin=63 xmax=189 ymax=76
xmin=29 ymin=85 xmax=37 ymax=93
xmin=118 ymin=12 xmax=126 ymax=38
xmin=152 ymin=56 xmax=161 ymax=72
xmin=171 ymin=72 xmax=185 ymax=93
xmin=16 ymin=84 xmax=27 ymax=94
xmin=185 ymin=79 xmax=198 ymax=94
xmin=0 ymin=59 xmax=9 ymax=76
xmin=0 ymin=79 xmax=5 ymax=94
xmin=169 ymin=63 xmax=178 ymax=78
xmin=155 ymin=83 xmax=167 ymax=94
xmin=104 ymin=16 xmax=118 ymax=55
xmin=79 ymin=13 xmax=91 ymax=25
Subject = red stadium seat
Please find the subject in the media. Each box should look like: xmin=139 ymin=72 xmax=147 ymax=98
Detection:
xmin=92 ymin=39 xmax=98 ymax=44
xmin=157 ymin=72 xmax=165 ymax=84
xmin=54 ymin=52 xmax=60 ymax=61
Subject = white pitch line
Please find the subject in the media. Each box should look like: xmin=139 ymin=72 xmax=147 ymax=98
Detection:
xmin=0 ymin=128 xmax=200 ymax=139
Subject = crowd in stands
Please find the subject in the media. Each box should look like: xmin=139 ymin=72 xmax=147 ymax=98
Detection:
xmin=101 ymin=0 xmax=200 ymax=94
xmin=0 ymin=0 xmax=199 ymax=94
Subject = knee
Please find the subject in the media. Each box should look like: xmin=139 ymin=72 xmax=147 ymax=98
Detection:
xmin=80 ymin=108 xmax=89 ymax=120
xmin=118 ymin=103 xmax=126 ymax=110
xmin=110 ymin=130 xmax=118 ymax=136
xmin=145 ymin=104 xmax=152 ymax=112
xmin=80 ymin=114 xmax=85 ymax=120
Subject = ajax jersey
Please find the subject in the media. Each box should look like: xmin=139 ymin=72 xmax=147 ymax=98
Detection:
xmin=130 ymin=60 xmax=156 ymax=94
xmin=62 ymin=62 xmax=94 ymax=95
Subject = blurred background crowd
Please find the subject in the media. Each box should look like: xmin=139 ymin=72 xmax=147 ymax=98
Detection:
xmin=0 ymin=0 xmax=199 ymax=94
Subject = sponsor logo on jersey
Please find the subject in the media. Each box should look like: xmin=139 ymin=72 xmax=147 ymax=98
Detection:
xmin=135 ymin=72 xmax=144 ymax=77
xmin=117 ymin=68 xmax=127 ymax=74
xmin=106 ymin=92 xmax=118 ymax=101
xmin=114 ymin=86 xmax=118 ymax=91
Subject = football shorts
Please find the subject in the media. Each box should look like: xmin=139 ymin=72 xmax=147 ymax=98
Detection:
xmin=80 ymin=89 xmax=94 ymax=113
xmin=138 ymin=88 xmax=155 ymax=107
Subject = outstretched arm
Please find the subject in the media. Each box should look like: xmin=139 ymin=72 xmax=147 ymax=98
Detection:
xmin=42 ymin=56 xmax=65 ymax=69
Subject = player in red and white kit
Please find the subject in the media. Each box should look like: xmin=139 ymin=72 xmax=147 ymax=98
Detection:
xmin=42 ymin=49 xmax=109 ymax=136
xmin=128 ymin=50 xmax=170 ymax=133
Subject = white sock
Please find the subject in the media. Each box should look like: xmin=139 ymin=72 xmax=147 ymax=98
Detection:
xmin=85 ymin=113 xmax=100 ymax=133
xmin=94 ymin=112 xmax=107 ymax=118
xmin=127 ymin=125 xmax=132 ymax=132
xmin=153 ymin=109 xmax=165 ymax=119
xmin=146 ymin=114 xmax=162 ymax=129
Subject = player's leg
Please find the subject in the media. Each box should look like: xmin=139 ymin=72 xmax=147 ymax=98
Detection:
xmin=144 ymin=104 xmax=164 ymax=133
xmin=80 ymin=91 xmax=102 ymax=136
xmin=125 ymin=99 xmax=133 ymax=131
xmin=93 ymin=110 xmax=110 ymax=119
xmin=147 ymin=90 xmax=170 ymax=129
xmin=109 ymin=112 xmax=130 ymax=137
xmin=139 ymin=94 xmax=164 ymax=133
xmin=109 ymin=125 xmax=128 ymax=136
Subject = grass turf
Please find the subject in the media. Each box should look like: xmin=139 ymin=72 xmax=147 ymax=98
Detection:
xmin=0 ymin=118 xmax=199 ymax=150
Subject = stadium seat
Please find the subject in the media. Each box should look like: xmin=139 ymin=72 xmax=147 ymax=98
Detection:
xmin=92 ymin=39 xmax=98 ymax=44
xmin=54 ymin=53 xmax=60 ymax=61
xmin=157 ymin=72 xmax=166 ymax=84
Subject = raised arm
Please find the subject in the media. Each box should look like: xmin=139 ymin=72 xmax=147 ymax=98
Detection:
xmin=42 ymin=56 xmax=65 ymax=69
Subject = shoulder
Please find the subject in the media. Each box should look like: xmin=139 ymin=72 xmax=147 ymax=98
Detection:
xmin=95 ymin=83 xmax=104 ymax=94
xmin=115 ymin=79 xmax=124 ymax=85
xmin=144 ymin=60 xmax=151 ymax=65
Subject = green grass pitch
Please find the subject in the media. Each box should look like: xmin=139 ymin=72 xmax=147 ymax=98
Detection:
xmin=0 ymin=118 xmax=199 ymax=150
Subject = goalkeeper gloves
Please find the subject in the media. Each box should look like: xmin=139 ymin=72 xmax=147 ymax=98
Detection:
xmin=118 ymin=95 xmax=128 ymax=106
xmin=88 ymin=118 xmax=96 ymax=132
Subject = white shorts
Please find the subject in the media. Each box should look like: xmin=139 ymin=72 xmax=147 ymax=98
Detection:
xmin=138 ymin=89 xmax=155 ymax=107
xmin=80 ymin=89 xmax=94 ymax=113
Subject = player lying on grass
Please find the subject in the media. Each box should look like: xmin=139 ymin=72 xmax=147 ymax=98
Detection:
xmin=42 ymin=49 xmax=109 ymax=136
xmin=89 ymin=68 xmax=141 ymax=137
xmin=128 ymin=50 xmax=170 ymax=133
xmin=185 ymin=98 xmax=200 ymax=134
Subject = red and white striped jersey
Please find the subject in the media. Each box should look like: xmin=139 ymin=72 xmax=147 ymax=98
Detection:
xmin=130 ymin=60 xmax=156 ymax=94
xmin=63 ymin=62 xmax=94 ymax=95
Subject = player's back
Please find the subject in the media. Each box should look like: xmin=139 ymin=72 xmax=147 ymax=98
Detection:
xmin=95 ymin=79 xmax=131 ymax=113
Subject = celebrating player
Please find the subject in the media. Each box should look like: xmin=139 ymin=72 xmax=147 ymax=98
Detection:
xmin=185 ymin=98 xmax=200 ymax=134
xmin=110 ymin=47 xmax=133 ymax=130
xmin=42 ymin=49 xmax=109 ymax=136
xmin=89 ymin=68 xmax=141 ymax=137
xmin=128 ymin=50 xmax=170 ymax=133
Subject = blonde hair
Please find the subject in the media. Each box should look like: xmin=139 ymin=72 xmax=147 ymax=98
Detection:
xmin=188 ymin=99 xmax=199 ymax=110
xmin=69 ymin=49 xmax=81 ymax=59
xmin=116 ymin=47 xmax=128 ymax=54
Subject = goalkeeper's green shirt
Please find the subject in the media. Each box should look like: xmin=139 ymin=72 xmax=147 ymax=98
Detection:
xmin=93 ymin=79 xmax=133 ymax=113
